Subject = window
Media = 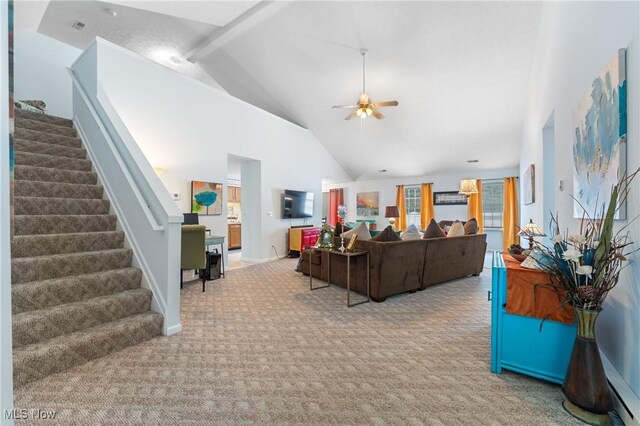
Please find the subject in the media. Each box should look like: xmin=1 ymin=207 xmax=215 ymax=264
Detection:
xmin=483 ymin=180 xmax=504 ymax=228
xmin=405 ymin=186 xmax=421 ymax=228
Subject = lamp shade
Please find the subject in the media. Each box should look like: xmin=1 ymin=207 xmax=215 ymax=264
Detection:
xmin=518 ymin=219 xmax=546 ymax=237
xmin=385 ymin=205 xmax=400 ymax=218
xmin=459 ymin=179 xmax=478 ymax=195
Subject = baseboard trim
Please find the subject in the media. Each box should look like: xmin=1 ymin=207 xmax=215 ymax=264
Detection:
xmin=601 ymin=351 xmax=639 ymax=425
xmin=164 ymin=323 xmax=182 ymax=336
xmin=239 ymin=256 xmax=282 ymax=264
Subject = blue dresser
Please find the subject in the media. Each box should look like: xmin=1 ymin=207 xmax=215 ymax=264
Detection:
xmin=491 ymin=251 xmax=577 ymax=384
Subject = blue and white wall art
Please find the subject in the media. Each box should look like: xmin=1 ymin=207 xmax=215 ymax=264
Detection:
xmin=572 ymin=49 xmax=627 ymax=219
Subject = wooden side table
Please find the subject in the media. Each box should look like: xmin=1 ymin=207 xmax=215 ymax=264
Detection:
xmin=308 ymin=248 xmax=370 ymax=307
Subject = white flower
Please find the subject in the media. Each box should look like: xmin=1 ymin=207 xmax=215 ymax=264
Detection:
xmin=568 ymin=234 xmax=587 ymax=244
xmin=553 ymin=235 xmax=564 ymax=244
xmin=562 ymin=249 xmax=583 ymax=263
xmin=576 ymin=265 xmax=593 ymax=276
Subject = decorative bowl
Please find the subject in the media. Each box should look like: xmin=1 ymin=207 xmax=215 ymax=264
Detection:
xmin=507 ymin=245 xmax=530 ymax=263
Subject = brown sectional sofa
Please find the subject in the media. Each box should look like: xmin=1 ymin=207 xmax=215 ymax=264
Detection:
xmin=298 ymin=233 xmax=487 ymax=302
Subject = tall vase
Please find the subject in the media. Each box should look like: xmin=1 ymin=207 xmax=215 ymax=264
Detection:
xmin=562 ymin=307 xmax=613 ymax=426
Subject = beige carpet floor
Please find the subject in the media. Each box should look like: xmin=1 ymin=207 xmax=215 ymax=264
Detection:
xmin=14 ymin=258 xmax=583 ymax=425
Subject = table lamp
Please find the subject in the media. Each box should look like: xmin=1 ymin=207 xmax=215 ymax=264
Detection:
xmin=459 ymin=179 xmax=478 ymax=197
xmin=518 ymin=219 xmax=546 ymax=249
xmin=385 ymin=206 xmax=400 ymax=229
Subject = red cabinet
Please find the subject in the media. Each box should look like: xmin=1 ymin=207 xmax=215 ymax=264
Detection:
xmin=289 ymin=227 xmax=320 ymax=254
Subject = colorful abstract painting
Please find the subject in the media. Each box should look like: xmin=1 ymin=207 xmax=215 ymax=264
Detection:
xmin=572 ymin=49 xmax=627 ymax=219
xmin=191 ymin=181 xmax=223 ymax=215
xmin=356 ymin=191 xmax=379 ymax=216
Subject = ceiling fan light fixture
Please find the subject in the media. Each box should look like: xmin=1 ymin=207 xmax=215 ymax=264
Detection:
xmin=366 ymin=108 xmax=372 ymax=116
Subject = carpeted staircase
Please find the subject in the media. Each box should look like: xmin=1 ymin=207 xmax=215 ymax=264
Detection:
xmin=11 ymin=108 xmax=163 ymax=387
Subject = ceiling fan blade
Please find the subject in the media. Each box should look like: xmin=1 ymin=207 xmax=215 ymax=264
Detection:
xmin=332 ymin=104 xmax=358 ymax=109
xmin=372 ymin=101 xmax=399 ymax=108
xmin=371 ymin=109 xmax=385 ymax=120
xmin=345 ymin=111 xmax=358 ymax=120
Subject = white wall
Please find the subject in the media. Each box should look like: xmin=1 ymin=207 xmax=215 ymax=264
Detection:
xmin=324 ymin=167 xmax=519 ymax=252
xmin=13 ymin=32 xmax=80 ymax=118
xmin=92 ymin=39 xmax=349 ymax=264
xmin=0 ymin=2 xmax=14 ymax=423
xmin=520 ymin=1 xmax=639 ymax=417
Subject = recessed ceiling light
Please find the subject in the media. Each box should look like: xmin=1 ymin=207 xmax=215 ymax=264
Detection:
xmin=378 ymin=169 xmax=387 ymax=173
xmin=467 ymin=159 xmax=479 ymax=163
xmin=71 ymin=21 xmax=85 ymax=31
xmin=169 ymin=56 xmax=183 ymax=64
xmin=105 ymin=9 xmax=117 ymax=17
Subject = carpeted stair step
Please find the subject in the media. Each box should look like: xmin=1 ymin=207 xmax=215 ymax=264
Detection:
xmin=12 ymin=268 xmax=142 ymax=314
xmin=15 ymin=180 xmax=103 ymax=200
xmin=15 ymin=138 xmax=87 ymax=159
xmin=14 ymin=214 xmax=116 ymax=236
xmin=11 ymin=231 xmax=123 ymax=258
xmin=11 ymin=248 xmax=132 ymax=284
xmin=15 ymin=151 xmax=92 ymax=172
xmin=14 ymin=165 xmax=97 ymax=185
xmin=16 ymin=117 xmax=77 ymax=138
xmin=15 ymin=108 xmax=73 ymax=128
xmin=13 ymin=312 xmax=163 ymax=387
xmin=15 ymin=128 xmax=81 ymax=148
xmin=14 ymin=196 xmax=110 ymax=216
xmin=13 ymin=288 xmax=153 ymax=348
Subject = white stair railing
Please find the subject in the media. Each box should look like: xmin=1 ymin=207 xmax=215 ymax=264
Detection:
xmin=68 ymin=42 xmax=183 ymax=336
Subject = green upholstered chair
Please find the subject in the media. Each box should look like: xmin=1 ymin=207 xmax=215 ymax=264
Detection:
xmin=181 ymin=224 xmax=207 ymax=291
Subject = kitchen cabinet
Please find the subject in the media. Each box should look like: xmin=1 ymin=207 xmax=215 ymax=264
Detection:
xmin=228 ymin=224 xmax=241 ymax=250
xmin=228 ymin=186 xmax=241 ymax=203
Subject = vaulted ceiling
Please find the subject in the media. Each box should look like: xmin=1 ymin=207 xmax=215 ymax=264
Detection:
xmin=16 ymin=1 xmax=542 ymax=181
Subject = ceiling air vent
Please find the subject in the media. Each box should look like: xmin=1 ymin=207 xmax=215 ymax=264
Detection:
xmin=71 ymin=21 xmax=85 ymax=31
xmin=467 ymin=159 xmax=479 ymax=163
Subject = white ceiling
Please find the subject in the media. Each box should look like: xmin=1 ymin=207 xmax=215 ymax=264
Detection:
xmin=199 ymin=1 xmax=542 ymax=180
xmin=19 ymin=1 xmax=542 ymax=181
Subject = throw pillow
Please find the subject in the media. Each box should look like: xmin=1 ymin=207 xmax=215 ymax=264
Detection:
xmin=341 ymin=221 xmax=371 ymax=241
xmin=334 ymin=223 xmax=352 ymax=236
xmin=423 ymin=218 xmax=446 ymax=239
xmin=447 ymin=220 xmax=465 ymax=237
xmin=371 ymin=225 xmax=401 ymax=242
xmin=464 ymin=218 xmax=478 ymax=235
xmin=401 ymin=223 xmax=421 ymax=241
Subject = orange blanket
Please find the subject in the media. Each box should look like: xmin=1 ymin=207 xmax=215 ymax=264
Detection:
xmin=503 ymin=254 xmax=574 ymax=325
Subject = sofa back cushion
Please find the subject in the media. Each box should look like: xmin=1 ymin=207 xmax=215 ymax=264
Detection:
xmin=356 ymin=239 xmax=426 ymax=298
xmin=422 ymin=234 xmax=487 ymax=288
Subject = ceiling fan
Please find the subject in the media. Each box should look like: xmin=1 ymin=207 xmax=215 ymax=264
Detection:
xmin=332 ymin=48 xmax=398 ymax=120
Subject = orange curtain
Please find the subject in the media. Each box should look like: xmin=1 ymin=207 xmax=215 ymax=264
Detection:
xmin=503 ymin=177 xmax=519 ymax=250
xmin=328 ymin=188 xmax=344 ymax=226
xmin=468 ymin=179 xmax=484 ymax=233
xmin=420 ymin=183 xmax=435 ymax=230
xmin=395 ymin=185 xmax=407 ymax=232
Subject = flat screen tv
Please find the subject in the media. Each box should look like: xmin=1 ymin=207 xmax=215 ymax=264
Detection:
xmin=282 ymin=190 xmax=314 ymax=219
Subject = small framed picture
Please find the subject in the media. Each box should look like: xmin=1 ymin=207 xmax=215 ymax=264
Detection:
xmin=347 ymin=234 xmax=358 ymax=251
